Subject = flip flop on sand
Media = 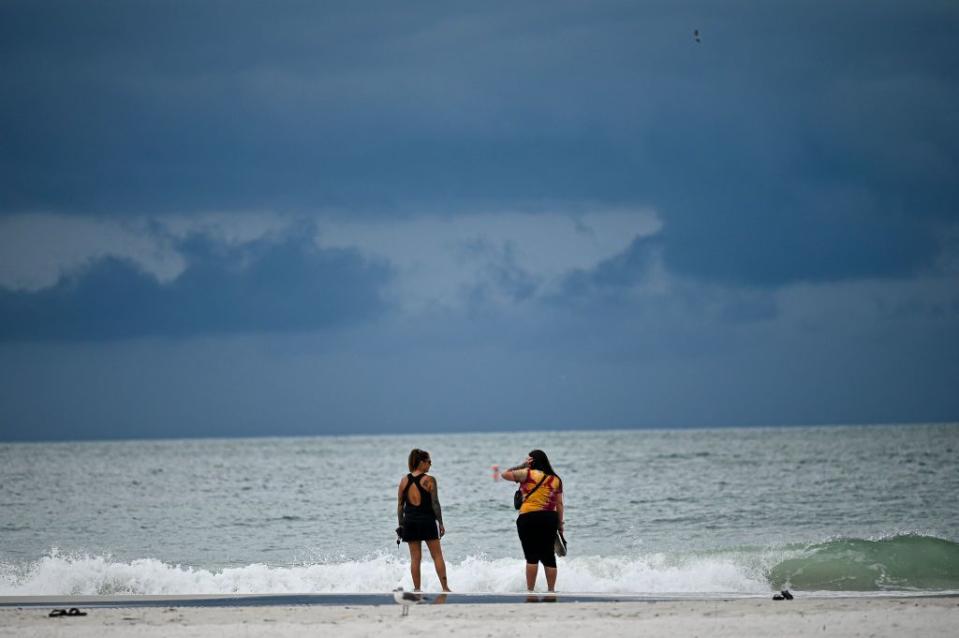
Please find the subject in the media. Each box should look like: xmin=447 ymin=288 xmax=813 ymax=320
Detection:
xmin=48 ymin=608 xmax=87 ymax=617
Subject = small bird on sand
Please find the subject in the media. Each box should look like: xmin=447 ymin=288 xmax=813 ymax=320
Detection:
xmin=393 ymin=588 xmax=426 ymax=616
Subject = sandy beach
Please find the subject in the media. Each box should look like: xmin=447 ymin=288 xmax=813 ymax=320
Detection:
xmin=2 ymin=596 xmax=956 ymax=638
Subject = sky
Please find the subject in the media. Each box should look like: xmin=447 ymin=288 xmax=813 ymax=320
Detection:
xmin=1 ymin=1 xmax=957 ymax=441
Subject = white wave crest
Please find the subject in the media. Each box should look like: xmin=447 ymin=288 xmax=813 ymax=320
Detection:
xmin=0 ymin=550 xmax=770 ymax=596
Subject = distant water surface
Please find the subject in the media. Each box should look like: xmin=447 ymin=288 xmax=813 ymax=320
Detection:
xmin=1 ymin=424 xmax=957 ymax=595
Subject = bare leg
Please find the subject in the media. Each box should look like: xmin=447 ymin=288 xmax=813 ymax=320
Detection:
xmin=525 ymin=563 xmax=538 ymax=591
xmin=408 ymin=541 xmax=423 ymax=591
xmin=425 ymin=539 xmax=451 ymax=592
xmin=545 ymin=566 xmax=557 ymax=592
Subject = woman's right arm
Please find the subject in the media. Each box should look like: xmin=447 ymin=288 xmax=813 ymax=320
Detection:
xmin=501 ymin=463 xmax=529 ymax=483
xmin=397 ymin=477 xmax=407 ymax=527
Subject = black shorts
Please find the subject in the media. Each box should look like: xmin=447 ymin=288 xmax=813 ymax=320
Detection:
xmin=402 ymin=516 xmax=439 ymax=542
xmin=516 ymin=510 xmax=559 ymax=568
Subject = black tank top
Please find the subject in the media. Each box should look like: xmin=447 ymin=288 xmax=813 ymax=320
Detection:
xmin=403 ymin=473 xmax=436 ymax=519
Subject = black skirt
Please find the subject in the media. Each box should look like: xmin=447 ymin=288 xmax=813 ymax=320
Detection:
xmin=402 ymin=515 xmax=439 ymax=542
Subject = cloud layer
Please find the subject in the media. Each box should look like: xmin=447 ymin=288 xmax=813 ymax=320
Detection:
xmin=2 ymin=1 xmax=956 ymax=287
xmin=0 ymin=2 xmax=957 ymax=438
xmin=0 ymin=208 xmax=663 ymax=339
xmin=0 ymin=226 xmax=390 ymax=340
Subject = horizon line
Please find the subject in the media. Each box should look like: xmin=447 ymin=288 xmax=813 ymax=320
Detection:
xmin=3 ymin=420 xmax=957 ymax=445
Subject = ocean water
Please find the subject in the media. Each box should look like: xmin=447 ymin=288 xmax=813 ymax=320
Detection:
xmin=1 ymin=424 xmax=958 ymax=596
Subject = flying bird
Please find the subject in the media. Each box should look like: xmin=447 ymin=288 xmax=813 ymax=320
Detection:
xmin=694 ymin=29 xmax=701 ymax=43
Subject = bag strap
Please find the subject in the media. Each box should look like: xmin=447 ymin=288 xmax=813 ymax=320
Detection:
xmin=521 ymin=472 xmax=549 ymax=503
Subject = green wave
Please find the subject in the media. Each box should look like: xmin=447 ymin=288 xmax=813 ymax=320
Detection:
xmin=768 ymin=534 xmax=959 ymax=591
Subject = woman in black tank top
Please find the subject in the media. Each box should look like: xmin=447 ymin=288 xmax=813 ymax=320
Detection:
xmin=396 ymin=448 xmax=451 ymax=592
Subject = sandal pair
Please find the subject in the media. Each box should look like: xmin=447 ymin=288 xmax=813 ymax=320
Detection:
xmin=49 ymin=608 xmax=87 ymax=617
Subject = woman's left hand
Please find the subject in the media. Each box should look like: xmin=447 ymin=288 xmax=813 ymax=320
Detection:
xmin=439 ymin=524 xmax=446 ymax=537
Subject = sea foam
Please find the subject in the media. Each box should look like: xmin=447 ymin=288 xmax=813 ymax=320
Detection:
xmin=6 ymin=535 xmax=958 ymax=596
xmin=0 ymin=549 xmax=771 ymax=596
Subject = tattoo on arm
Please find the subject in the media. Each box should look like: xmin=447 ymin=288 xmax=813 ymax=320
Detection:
xmin=430 ymin=478 xmax=444 ymax=525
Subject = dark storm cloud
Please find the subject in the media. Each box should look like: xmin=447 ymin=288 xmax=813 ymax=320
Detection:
xmin=554 ymin=234 xmax=780 ymax=326
xmin=559 ymin=236 xmax=660 ymax=299
xmin=1 ymin=0 xmax=957 ymax=289
xmin=0 ymin=229 xmax=391 ymax=341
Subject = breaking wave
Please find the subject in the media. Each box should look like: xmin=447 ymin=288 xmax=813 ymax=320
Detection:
xmin=768 ymin=534 xmax=959 ymax=591
xmin=2 ymin=535 xmax=956 ymax=596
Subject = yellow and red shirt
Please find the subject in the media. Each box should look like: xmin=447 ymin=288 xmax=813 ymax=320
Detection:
xmin=519 ymin=469 xmax=562 ymax=514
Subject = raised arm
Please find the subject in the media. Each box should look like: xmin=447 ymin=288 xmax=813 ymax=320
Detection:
xmin=397 ymin=476 xmax=408 ymax=528
xmin=501 ymin=462 xmax=529 ymax=483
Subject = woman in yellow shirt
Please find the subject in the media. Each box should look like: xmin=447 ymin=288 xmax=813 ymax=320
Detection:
xmin=502 ymin=449 xmax=564 ymax=592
